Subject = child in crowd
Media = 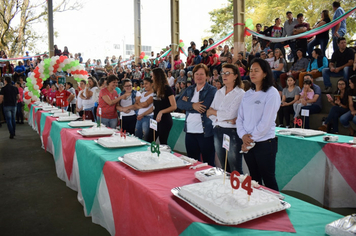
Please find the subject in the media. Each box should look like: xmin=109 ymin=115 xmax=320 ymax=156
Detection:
xmin=265 ymin=50 xmax=274 ymax=68
xmin=242 ymin=80 xmax=251 ymax=92
xmin=210 ymin=69 xmax=219 ymax=84
xmin=133 ymin=81 xmax=140 ymax=91
xmin=293 ymin=80 xmax=314 ymax=118
xmin=236 ymin=61 xmax=246 ymax=77
xmin=186 ymin=71 xmax=193 ymax=83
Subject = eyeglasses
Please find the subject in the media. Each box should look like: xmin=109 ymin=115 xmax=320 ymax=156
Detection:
xmin=337 ymin=83 xmax=345 ymax=86
xmin=124 ymin=85 xmax=132 ymax=88
xmin=220 ymin=71 xmax=234 ymax=76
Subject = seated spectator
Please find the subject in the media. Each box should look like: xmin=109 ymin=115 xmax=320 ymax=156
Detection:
xmin=210 ymin=48 xmax=221 ymax=75
xmin=265 ymin=49 xmax=275 ymax=68
xmin=307 ymin=10 xmax=331 ymax=57
xmin=54 ymin=45 xmax=62 ymax=56
xmin=187 ymin=50 xmax=201 ymax=71
xmin=293 ymin=79 xmax=314 ymax=118
xmin=278 ymin=76 xmax=301 ymax=127
xmin=185 ymin=50 xmax=195 ymax=69
xmin=176 ymin=70 xmax=187 ymax=84
xmin=173 ymin=54 xmax=182 ymax=78
xmin=340 ymin=75 xmax=356 ymax=135
xmin=219 ymin=45 xmax=232 ymax=64
xmin=62 ymin=46 xmax=70 ymax=57
xmin=300 ymin=74 xmax=322 ymax=129
xmin=299 ymin=48 xmax=328 ymax=88
xmin=133 ymin=81 xmax=140 ymax=91
xmin=13 ymin=61 xmax=26 ymax=82
xmin=214 ymin=79 xmax=223 ymax=90
xmin=187 ymin=71 xmax=193 ymax=83
xmin=279 ymin=49 xmax=309 ymax=87
xmin=319 ymin=79 xmax=349 ymax=133
xmin=175 ymin=82 xmax=186 ymax=100
xmin=2 ymin=61 xmax=14 ymax=76
xmin=271 ymin=48 xmax=286 ymax=83
xmin=167 ymin=71 xmax=175 ymax=88
xmin=236 ymin=60 xmax=246 ymax=77
xmin=201 ymin=39 xmax=209 ymax=51
xmin=210 ymin=69 xmax=220 ymax=84
xmin=201 ymin=51 xmax=211 ymax=67
xmin=250 ymin=38 xmax=261 ymax=56
xmin=234 ymin=51 xmax=247 ymax=69
xmin=322 ymin=37 xmax=354 ymax=93
xmin=260 ymin=51 xmax=267 ymax=60
xmin=104 ymin=61 xmax=113 ymax=74
xmin=242 ymin=80 xmax=251 ymax=91
xmin=94 ymin=60 xmax=106 ymax=79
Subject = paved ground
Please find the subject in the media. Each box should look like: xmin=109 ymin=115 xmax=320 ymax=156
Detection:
xmin=0 ymin=122 xmax=109 ymax=236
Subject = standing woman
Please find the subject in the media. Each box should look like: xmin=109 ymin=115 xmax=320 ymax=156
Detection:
xmin=65 ymin=82 xmax=77 ymax=113
xmin=80 ymin=77 xmax=99 ymax=121
xmin=151 ymin=68 xmax=177 ymax=144
xmin=207 ymin=63 xmax=245 ymax=172
xmin=97 ymin=75 xmax=123 ymax=128
xmin=307 ymin=10 xmax=331 ymax=57
xmin=236 ymin=58 xmax=281 ymax=191
xmin=177 ymin=64 xmax=217 ymax=166
xmin=135 ymin=77 xmax=154 ymax=141
xmin=76 ymin=80 xmax=86 ymax=117
xmin=116 ymin=79 xmax=140 ymax=134
xmin=340 ymin=75 xmax=356 ymax=136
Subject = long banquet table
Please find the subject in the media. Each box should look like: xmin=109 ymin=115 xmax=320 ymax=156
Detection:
xmin=27 ymin=104 xmax=346 ymax=235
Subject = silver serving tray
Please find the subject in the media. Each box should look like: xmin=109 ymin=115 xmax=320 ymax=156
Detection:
xmin=171 ymin=187 xmax=291 ymax=225
xmin=77 ymin=130 xmax=115 ymax=137
xmin=94 ymin=139 xmax=146 ymax=149
xmin=118 ymin=156 xmax=192 ymax=172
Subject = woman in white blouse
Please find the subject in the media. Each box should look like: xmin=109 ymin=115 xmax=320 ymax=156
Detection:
xmin=207 ymin=64 xmax=245 ymax=173
xmin=236 ymin=58 xmax=281 ymax=191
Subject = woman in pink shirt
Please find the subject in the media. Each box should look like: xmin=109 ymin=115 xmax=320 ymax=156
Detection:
xmin=47 ymin=84 xmax=57 ymax=105
xmin=15 ymin=82 xmax=24 ymax=124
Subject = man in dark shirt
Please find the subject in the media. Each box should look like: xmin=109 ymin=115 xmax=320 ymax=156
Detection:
xmin=293 ymin=13 xmax=310 ymax=57
xmin=0 ymin=77 xmax=20 ymax=139
xmin=322 ymin=37 xmax=354 ymax=93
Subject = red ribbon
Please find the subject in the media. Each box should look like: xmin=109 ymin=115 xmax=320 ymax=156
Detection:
xmin=233 ymin=23 xmax=245 ymax=26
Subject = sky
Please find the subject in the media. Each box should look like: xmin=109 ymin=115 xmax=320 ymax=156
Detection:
xmin=33 ymin=0 xmax=228 ymax=61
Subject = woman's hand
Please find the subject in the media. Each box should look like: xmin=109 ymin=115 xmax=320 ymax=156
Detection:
xmin=137 ymin=114 xmax=143 ymax=121
xmin=241 ymin=143 xmax=249 ymax=152
xmin=242 ymin=134 xmax=253 ymax=146
xmin=206 ymin=107 xmax=216 ymax=117
xmin=156 ymin=111 xmax=163 ymax=122
xmin=334 ymin=99 xmax=340 ymax=105
xmin=327 ymin=96 xmax=333 ymax=103
xmin=351 ymin=110 xmax=356 ymax=116
xmin=192 ymin=101 xmax=206 ymax=113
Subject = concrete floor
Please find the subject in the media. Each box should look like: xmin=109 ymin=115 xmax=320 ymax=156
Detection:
xmin=0 ymin=122 xmax=109 ymax=236
xmin=0 ymin=121 xmax=354 ymax=236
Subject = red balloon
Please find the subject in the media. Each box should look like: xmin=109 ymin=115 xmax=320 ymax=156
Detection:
xmin=25 ymin=95 xmax=31 ymax=100
xmin=140 ymin=55 xmax=144 ymax=59
xmin=245 ymin=31 xmax=251 ymax=36
xmin=179 ymin=39 xmax=183 ymax=43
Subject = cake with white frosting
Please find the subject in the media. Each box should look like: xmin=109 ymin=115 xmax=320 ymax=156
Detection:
xmin=80 ymin=126 xmax=114 ymax=136
xmin=179 ymin=179 xmax=283 ymax=224
xmin=97 ymin=135 xmax=142 ymax=148
xmin=123 ymin=151 xmax=186 ymax=170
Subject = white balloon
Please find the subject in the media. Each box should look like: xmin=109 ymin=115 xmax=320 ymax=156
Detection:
xmin=28 ymin=92 xmax=33 ymax=97
xmin=34 ymin=85 xmax=39 ymax=90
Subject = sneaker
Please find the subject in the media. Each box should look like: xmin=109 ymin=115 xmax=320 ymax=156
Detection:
xmin=9 ymin=135 xmax=14 ymax=139
xmin=318 ymin=125 xmax=327 ymax=132
xmin=322 ymin=87 xmax=332 ymax=94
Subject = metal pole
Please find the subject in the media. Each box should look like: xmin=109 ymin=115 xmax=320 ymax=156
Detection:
xmin=233 ymin=0 xmax=245 ymax=62
xmin=134 ymin=0 xmax=142 ymax=64
xmin=48 ymin=0 xmax=54 ymax=57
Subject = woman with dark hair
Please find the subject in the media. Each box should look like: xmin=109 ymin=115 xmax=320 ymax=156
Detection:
xmin=151 ymin=68 xmax=177 ymax=144
xmin=219 ymin=45 xmax=232 ymax=64
xmin=279 ymin=49 xmax=309 ymax=87
xmin=62 ymin=46 xmax=70 ymax=57
xmin=177 ymin=64 xmax=217 ymax=166
xmin=201 ymin=39 xmax=209 ymax=51
xmin=298 ymin=48 xmax=328 ymax=88
xmin=80 ymin=76 xmax=99 ymax=121
xmin=116 ymin=79 xmax=140 ymax=134
xmin=76 ymin=80 xmax=86 ymax=117
xmin=135 ymin=77 xmax=154 ymax=141
xmin=173 ymin=54 xmax=183 ymax=78
xmin=271 ymin=48 xmax=286 ymax=83
xmin=236 ymin=58 xmax=281 ymax=191
xmin=278 ymin=75 xmax=301 ymax=127
xmin=55 ymin=84 xmax=74 ymax=110
xmin=207 ymin=63 xmax=245 ymax=173
xmin=208 ymin=38 xmax=214 ymax=46
xmin=307 ymin=10 xmax=331 ymax=57
xmin=339 ymin=75 xmax=356 ymax=135
xmin=2 ymin=61 xmax=14 ymax=75
xmin=65 ymin=82 xmax=77 ymax=113
xmin=97 ymin=75 xmax=123 ymax=128
xmin=318 ymin=78 xmax=349 ymax=133
xmin=15 ymin=82 xmax=24 ymax=124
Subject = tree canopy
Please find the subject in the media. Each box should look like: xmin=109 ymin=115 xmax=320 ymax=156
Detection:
xmin=0 ymin=0 xmax=82 ymax=58
xmin=208 ymin=0 xmax=356 ymax=48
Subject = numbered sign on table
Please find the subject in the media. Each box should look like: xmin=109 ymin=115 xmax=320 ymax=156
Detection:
xmin=222 ymin=134 xmax=230 ymax=151
xmin=99 ymin=108 xmax=102 ymax=115
xmin=301 ymin=109 xmax=309 ymax=117
xmin=150 ymin=119 xmax=158 ymax=131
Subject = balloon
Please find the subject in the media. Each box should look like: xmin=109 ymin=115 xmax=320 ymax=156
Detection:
xmin=179 ymin=39 xmax=183 ymax=43
xmin=245 ymin=30 xmax=251 ymax=36
xmin=246 ymin=18 xmax=253 ymax=27
xmin=140 ymin=52 xmax=145 ymax=57
xmin=140 ymin=55 xmax=144 ymax=59
xmin=179 ymin=42 xmax=184 ymax=47
xmin=144 ymin=55 xmax=149 ymax=60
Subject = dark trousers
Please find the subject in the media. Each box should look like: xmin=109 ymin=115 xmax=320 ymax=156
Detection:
xmin=122 ymin=114 xmax=137 ymax=135
xmin=244 ymin=138 xmax=279 ymax=191
xmin=16 ymin=102 xmax=24 ymax=123
xmin=67 ymin=104 xmax=76 ymax=114
xmin=325 ymin=106 xmax=348 ymax=133
xmin=153 ymin=114 xmax=172 ymax=145
xmin=278 ymin=103 xmax=294 ymax=126
xmin=185 ymin=133 xmax=215 ymax=167
xmin=301 ymin=104 xmax=322 ymax=129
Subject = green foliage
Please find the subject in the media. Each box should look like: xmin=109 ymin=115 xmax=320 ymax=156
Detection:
xmin=208 ymin=0 xmax=356 ymax=48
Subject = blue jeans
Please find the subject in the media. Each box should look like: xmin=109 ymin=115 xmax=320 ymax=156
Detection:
xmin=322 ymin=67 xmax=351 ymax=87
xmin=325 ymin=106 xmax=349 ymax=133
xmin=301 ymin=104 xmax=322 ymax=129
xmin=272 ymin=70 xmax=284 ymax=82
xmin=244 ymin=138 xmax=279 ymax=191
xmin=3 ymin=106 xmax=17 ymax=136
xmin=307 ymin=37 xmax=329 ymax=57
xmin=135 ymin=115 xmax=152 ymax=141
xmin=101 ymin=118 xmax=118 ymax=129
xmin=185 ymin=133 xmax=215 ymax=167
xmin=340 ymin=111 xmax=356 ymax=128
xmin=213 ymin=126 xmax=243 ymax=173
xmin=16 ymin=102 xmax=24 ymax=123
xmin=332 ymin=31 xmax=346 ymax=52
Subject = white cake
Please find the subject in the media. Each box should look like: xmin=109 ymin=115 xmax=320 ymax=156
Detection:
xmin=179 ymin=179 xmax=283 ymax=224
xmin=68 ymin=120 xmax=96 ymax=127
xmin=57 ymin=115 xmax=79 ymax=121
xmin=52 ymin=112 xmax=70 ymax=117
xmin=284 ymin=128 xmax=325 ymax=137
xmin=97 ymin=135 xmax=142 ymax=148
xmin=123 ymin=151 xmax=186 ymax=170
xmin=80 ymin=126 xmax=114 ymax=136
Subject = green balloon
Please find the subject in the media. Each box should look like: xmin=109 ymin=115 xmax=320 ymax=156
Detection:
xmin=246 ymin=18 xmax=253 ymax=26
xmin=144 ymin=55 xmax=149 ymax=60
xmin=179 ymin=42 xmax=184 ymax=47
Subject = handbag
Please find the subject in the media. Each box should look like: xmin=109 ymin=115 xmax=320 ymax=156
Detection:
xmin=84 ymin=110 xmax=94 ymax=121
